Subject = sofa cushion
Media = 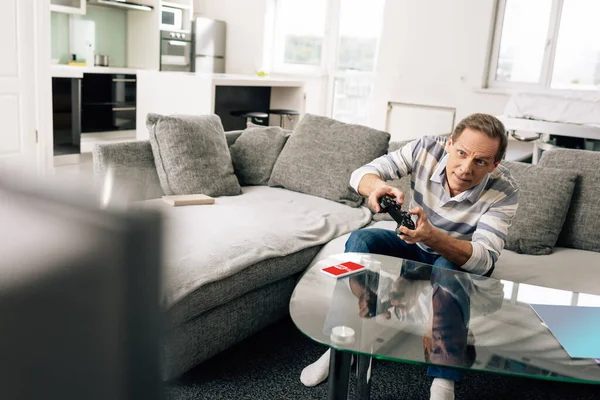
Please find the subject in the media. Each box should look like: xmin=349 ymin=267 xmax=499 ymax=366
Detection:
xmin=167 ymin=246 xmax=321 ymax=326
xmin=229 ymin=126 xmax=289 ymax=186
xmin=268 ymin=114 xmax=390 ymax=207
xmin=146 ymin=113 xmax=242 ymax=197
xmin=494 ymin=248 xmax=600 ymax=295
xmin=539 ymin=148 xmax=600 ymax=252
xmin=142 ymin=186 xmax=372 ymax=309
xmin=501 ymin=160 xmax=577 ymax=255
xmin=225 ymin=130 xmax=244 ymax=147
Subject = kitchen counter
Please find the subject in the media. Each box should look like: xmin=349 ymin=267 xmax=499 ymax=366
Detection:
xmin=136 ymin=71 xmax=306 ymax=139
xmin=51 ymin=65 xmax=142 ymax=78
xmin=151 ymin=71 xmax=305 ymax=87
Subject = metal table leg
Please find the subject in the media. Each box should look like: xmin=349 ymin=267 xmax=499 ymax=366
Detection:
xmin=355 ymin=354 xmax=372 ymax=400
xmin=328 ymin=349 xmax=352 ymax=400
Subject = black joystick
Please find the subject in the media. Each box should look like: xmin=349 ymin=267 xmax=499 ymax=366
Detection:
xmin=378 ymin=195 xmax=416 ymax=230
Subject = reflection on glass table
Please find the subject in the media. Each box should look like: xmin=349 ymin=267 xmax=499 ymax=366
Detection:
xmin=289 ymin=252 xmax=600 ymax=399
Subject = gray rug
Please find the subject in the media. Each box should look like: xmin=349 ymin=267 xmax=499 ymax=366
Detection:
xmin=165 ymin=317 xmax=600 ymax=400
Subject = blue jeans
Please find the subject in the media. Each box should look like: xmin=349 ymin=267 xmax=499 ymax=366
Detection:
xmin=344 ymin=228 xmax=464 ymax=272
xmin=344 ymin=228 xmax=464 ymax=381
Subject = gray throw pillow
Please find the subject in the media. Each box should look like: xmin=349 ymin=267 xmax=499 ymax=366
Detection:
xmin=268 ymin=114 xmax=390 ymax=207
xmin=229 ymin=126 xmax=289 ymax=186
xmin=146 ymin=113 xmax=242 ymax=197
xmin=246 ymin=120 xmax=293 ymax=135
xmin=539 ymin=149 xmax=600 ymax=252
xmin=501 ymin=160 xmax=577 ymax=255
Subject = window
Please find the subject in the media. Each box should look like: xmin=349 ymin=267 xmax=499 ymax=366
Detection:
xmin=271 ymin=0 xmax=328 ymax=72
xmin=330 ymin=0 xmax=385 ymax=125
xmin=271 ymin=0 xmax=385 ymax=125
xmin=488 ymin=0 xmax=600 ymax=91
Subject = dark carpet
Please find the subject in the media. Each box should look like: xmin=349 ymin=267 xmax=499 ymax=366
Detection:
xmin=165 ymin=317 xmax=600 ymax=400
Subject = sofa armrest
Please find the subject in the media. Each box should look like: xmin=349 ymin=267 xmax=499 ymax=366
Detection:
xmin=93 ymin=131 xmax=245 ymax=174
xmin=93 ymin=140 xmax=155 ymax=174
xmin=93 ymin=141 xmax=164 ymax=201
xmin=92 ymin=131 xmax=244 ymax=201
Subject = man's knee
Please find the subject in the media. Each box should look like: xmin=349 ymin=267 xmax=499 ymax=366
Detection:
xmin=433 ymin=257 xmax=461 ymax=272
xmin=345 ymin=230 xmax=377 ymax=253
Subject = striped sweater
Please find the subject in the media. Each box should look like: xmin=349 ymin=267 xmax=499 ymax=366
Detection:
xmin=350 ymin=135 xmax=519 ymax=276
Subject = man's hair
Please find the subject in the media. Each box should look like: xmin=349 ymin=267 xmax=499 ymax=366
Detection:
xmin=451 ymin=113 xmax=507 ymax=163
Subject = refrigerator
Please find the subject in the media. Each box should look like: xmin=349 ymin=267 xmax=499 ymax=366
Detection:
xmin=193 ymin=17 xmax=226 ymax=73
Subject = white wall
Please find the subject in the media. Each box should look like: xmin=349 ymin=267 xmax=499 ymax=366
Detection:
xmin=200 ymin=0 xmax=269 ymax=75
xmin=371 ymin=0 xmax=510 ymax=137
xmin=193 ymin=0 xmax=206 ymax=15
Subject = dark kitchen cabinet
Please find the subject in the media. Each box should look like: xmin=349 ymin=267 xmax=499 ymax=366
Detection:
xmin=52 ymin=77 xmax=81 ymax=156
xmin=81 ymin=73 xmax=137 ymax=133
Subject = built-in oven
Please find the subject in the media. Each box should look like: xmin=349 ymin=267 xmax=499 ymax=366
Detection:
xmin=161 ymin=6 xmax=183 ymax=31
xmin=160 ymin=30 xmax=192 ymax=72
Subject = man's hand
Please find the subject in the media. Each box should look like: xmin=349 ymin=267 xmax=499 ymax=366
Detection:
xmin=368 ymin=185 xmax=405 ymax=213
xmin=350 ymin=274 xmax=392 ymax=319
xmin=358 ymin=290 xmax=391 ymax=319
xmin=358 ymin=289 xmax=377 ymax=318
xmin=397 ymin=206 xmax=438 ymax=245
xmin=397 ymin=206 xmax=474 ymax=267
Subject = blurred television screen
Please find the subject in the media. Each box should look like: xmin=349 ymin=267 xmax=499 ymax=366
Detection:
xmin=0 ymin=173 xmax=163 ymax=400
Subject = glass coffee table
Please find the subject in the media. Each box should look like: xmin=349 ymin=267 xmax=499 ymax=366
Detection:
xmin=289 ymin=252 xmax=600 ymax=399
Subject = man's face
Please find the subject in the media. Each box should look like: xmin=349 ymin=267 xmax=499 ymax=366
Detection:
xmin=445 ymin=128 xmax=500 ymax=197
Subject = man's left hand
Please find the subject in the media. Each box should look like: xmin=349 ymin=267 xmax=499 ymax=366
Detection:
xmin=397 ymin=206 xmax=437 ymax=245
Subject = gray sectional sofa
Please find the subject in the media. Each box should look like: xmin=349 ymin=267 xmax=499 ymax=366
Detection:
xmin=94 ymin=113 xmax=600 ymax=381
xmin=93 ymin=114 xmax=389 ymax=379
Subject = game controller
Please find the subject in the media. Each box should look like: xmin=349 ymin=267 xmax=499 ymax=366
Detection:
xmin=378 ymin=195 xmax=416 ymax=230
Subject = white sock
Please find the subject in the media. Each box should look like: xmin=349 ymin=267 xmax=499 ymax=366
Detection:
xmin=300 ymin=349 xmax=331 ymax=387
xmin=430 ymin=378 xmax=455 ymax=400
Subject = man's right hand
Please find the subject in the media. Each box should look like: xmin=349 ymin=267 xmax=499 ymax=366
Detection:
xmin=368 ymin=185 xmax=405 ymax=213
xmin=358 ymin=290 xmax=391 ymax=319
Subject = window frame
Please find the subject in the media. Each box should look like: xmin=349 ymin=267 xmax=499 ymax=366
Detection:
xmin=487 ymin=0 xmax=570 ymax=91
xmin=270 ymin=0 xmax=383 ymax=75
xmin=270 ymin=0 xmax=384 ymax=123
xmin=270 ymin=0 xmax=333 ymax=75
xmin=325 ymin=0 xmax=384 ymax=119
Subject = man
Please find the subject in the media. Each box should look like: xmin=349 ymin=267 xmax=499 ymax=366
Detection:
xmin=300 ymin=113 xmax=519 ymax=400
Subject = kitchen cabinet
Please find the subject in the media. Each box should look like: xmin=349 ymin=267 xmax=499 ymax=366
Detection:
xmin=81 ymin=73 xmax=137 ymax=133
xmin=52 ymin=77 xmax=81 ymax=156
xmin=50 ymin=0 xmax=86 ymax=15
xmin=51 ymin=71 xmax=137 ymax=156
